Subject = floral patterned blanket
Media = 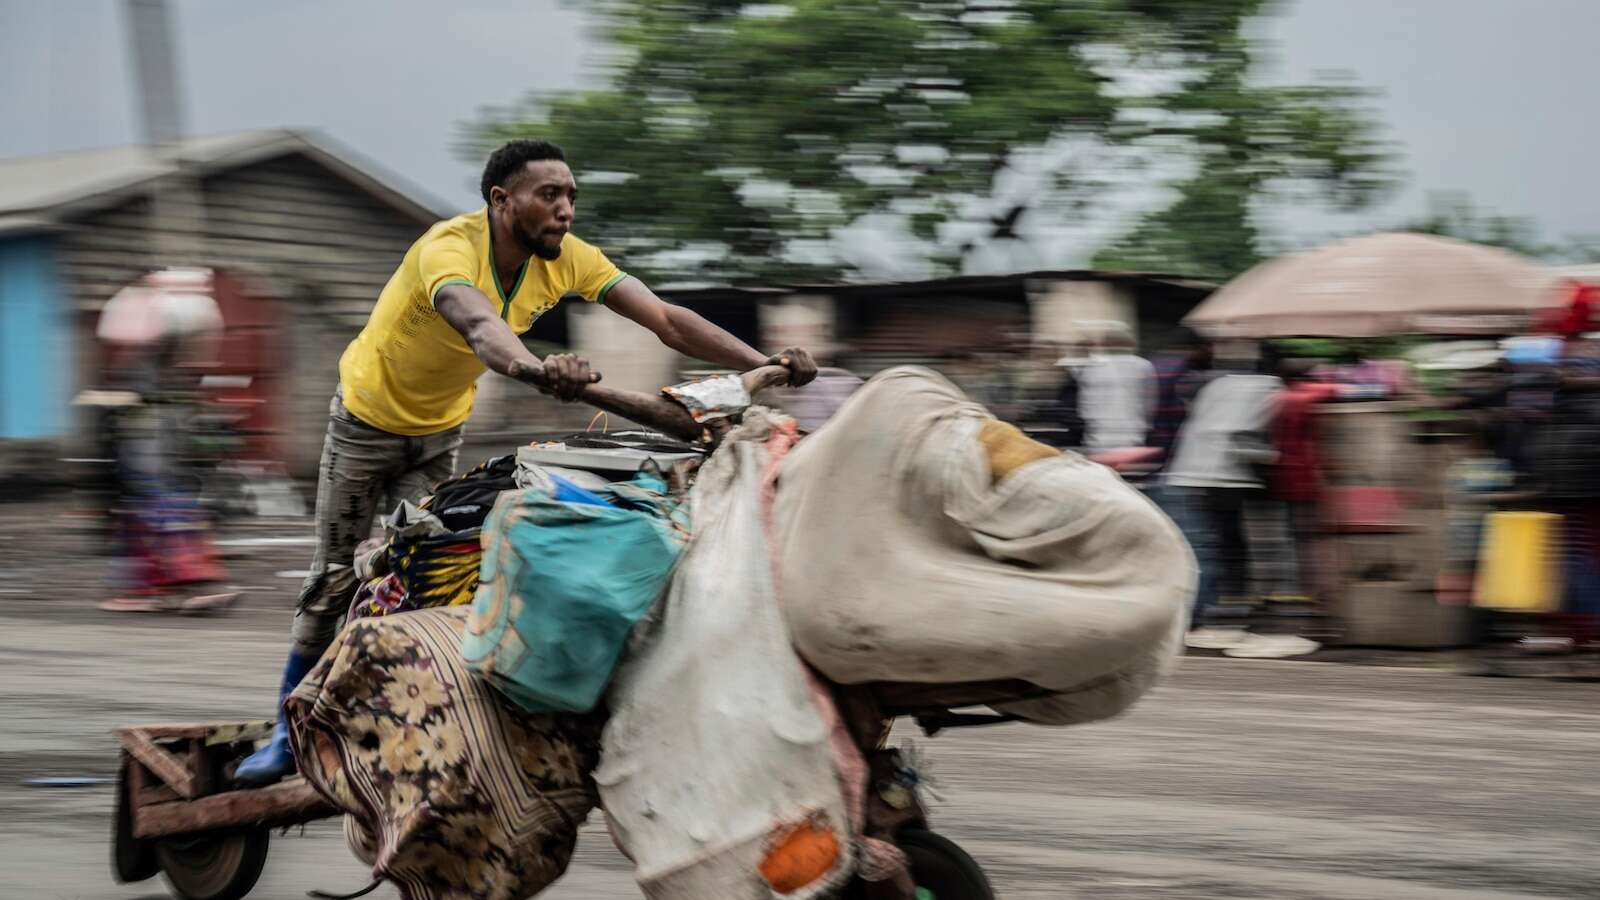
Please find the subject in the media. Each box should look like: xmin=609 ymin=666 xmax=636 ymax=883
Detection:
xmin=284 ymin=606 xmax=605 ymax=900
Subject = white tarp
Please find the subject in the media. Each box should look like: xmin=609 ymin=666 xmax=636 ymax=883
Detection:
xmin=595 ymin=411 xmax=855 ymax=899
xmin=773 ymin=367 xmax=1196 ymax=726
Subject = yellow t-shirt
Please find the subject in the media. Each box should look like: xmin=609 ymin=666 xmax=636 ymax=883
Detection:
xmin=338 ymin=208 xmax=627 ymax=435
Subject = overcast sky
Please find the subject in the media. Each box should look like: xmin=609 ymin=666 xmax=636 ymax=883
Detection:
xmin=3 ymin=0 xmax=1596 ymax=261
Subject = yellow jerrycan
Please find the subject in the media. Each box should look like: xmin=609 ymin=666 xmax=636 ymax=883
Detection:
xmin=1474 ymin=511 xmax=1562 ymax=613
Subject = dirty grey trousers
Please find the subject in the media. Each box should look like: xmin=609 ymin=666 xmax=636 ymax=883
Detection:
xmin=289 ymin=391 xmax=463 ymax=655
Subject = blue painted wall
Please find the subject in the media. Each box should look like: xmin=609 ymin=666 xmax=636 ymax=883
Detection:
xmin=0 ymin=235 xmax=71 ymax=438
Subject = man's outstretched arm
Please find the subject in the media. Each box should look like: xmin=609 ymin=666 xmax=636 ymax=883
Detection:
xmin=434 ymin=283 xmax=595 ymax=401
xmin=603 ymin=276 xmax=818 ymax=386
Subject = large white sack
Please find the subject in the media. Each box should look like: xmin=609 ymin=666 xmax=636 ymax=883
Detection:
xmin=773 ymin=367 xmax=1196 ymax=726
xmin=595 ymin=412 xmax=855 ymax=899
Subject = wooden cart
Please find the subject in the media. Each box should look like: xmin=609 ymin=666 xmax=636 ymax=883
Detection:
xmin=105 ymin=366 xmax=1016 ymax=900
xmin=112 ymin=720 xmax=338 ymax=900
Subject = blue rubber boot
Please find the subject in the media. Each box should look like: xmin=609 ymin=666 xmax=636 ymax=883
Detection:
xmin=233 ymin=649 xmax=319 ymax=787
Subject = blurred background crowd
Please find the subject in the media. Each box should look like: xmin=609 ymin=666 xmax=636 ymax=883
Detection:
xmin=2 ymin=0 xmax=1597 ymax=661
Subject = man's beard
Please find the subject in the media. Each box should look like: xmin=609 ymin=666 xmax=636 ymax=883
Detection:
xmin=513 ymin=222 xmax=562 ymax=260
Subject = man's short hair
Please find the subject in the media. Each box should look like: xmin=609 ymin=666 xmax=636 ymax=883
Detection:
xmin=480 ymin=139 xmax=566 ymax=203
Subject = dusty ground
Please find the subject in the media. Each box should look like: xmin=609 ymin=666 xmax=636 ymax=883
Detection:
xmin=2 ymin=502 xmax=1598 ymax=899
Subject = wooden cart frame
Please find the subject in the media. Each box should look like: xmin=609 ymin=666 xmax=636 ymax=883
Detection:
xmin=113 ymin=720 xmax=337 ymax=900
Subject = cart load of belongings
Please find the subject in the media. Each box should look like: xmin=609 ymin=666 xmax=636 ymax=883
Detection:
xmin=286 ymin=431 xmax=700 ymax=900
xmin=286 ymin=368 xmax=1195 ymax=900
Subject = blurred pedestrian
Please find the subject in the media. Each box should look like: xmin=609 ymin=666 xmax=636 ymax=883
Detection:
xmin=1165 ymin=344 xmax=1319 ymax=658
xmin=1268 ymin=358 xmax=1340 ymax=606
xmin=1437 ymin=419 xmax=1517 ymax=606
xmin=1024 ymin=341 xmax=1090 ymax=449
xmin=1078 ymin=323 xmax=1155 ymax=451
xmin=1149 ymin=327 xmax=1213 ymax=469
xmin=233 ymin=138 xmax=819 ymax=787
xmin=1448 ymin=360 xmax=1513 ymax=461
xmin=1530 ymin=328 xmax=1600 ymax=648
xmin=95 ymin=272 xmax=235 ymax=614
xmin=1500 ymin=335 xmax=1563 ymax=476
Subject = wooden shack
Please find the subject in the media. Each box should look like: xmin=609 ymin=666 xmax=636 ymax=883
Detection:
xmin=0 ymin=130 xmax=445 ymax=476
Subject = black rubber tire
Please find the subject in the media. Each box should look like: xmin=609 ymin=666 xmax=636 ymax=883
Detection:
xmin=898 ymin=829 xmax=995 ymax=900
xmin=155 ymin=828 xmax=271 ymax=900
xmin=112 ymin=754 xmax=160 ymax=883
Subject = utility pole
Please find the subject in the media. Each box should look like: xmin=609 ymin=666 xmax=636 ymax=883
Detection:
xmin=125 ymin=0 xmax=205 ymax=266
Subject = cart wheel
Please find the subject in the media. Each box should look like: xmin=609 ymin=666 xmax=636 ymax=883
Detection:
xmin=112 ymin=754 xmax=159 ymax=883
xmin=156 ymin=828 xmax=270 ymax=900
xmin=898 ymin=829 xmax=995 ymax=900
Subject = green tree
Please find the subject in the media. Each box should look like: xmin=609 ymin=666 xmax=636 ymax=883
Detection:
xmin=1091 ymin=13 xmax=1396 ymax=280
xmin=464 ymin=0 xmax=1395 ymax=284
xmin=1092 ymin=79 xmax=1394 ymax=278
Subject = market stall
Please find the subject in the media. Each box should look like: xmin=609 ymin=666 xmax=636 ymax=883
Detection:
xmin=1183 ymin=232 xmax=1559 ymax=647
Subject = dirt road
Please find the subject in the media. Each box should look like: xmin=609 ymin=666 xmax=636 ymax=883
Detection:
xmin=2 ymin=507 xmax=1597 ymax=898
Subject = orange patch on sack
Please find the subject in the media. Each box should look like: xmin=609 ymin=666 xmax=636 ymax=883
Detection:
xmin=978 ymin=418 xmax=1059 ymax=483
xmin=758 ymin=816 xmax=841 ymax=893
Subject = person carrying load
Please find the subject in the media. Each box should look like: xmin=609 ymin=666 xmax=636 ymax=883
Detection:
xmin=234 ymin=138 xmax=817 ymax=786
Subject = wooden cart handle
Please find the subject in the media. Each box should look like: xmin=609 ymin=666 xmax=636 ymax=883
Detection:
xmin=740 ymin=363 xmax=795 ymax=396
xmin=574 ymin=363 xmax=795 ymax=443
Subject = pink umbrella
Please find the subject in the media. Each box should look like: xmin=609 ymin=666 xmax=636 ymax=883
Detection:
xmin=96 ymin=268 xmax=223 ymax=346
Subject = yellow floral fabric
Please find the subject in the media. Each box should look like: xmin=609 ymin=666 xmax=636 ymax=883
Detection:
xmin=284 ymin=606 xmax=604 ymax=900
xmin=393 ymin=535 xmax=483 ymax=609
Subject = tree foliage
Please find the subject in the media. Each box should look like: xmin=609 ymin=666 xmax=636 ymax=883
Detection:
xmin=464 ymin=0 xmax=1396 ymax=284
xmin=1092 ymin=79 xmax=1394 ymax=278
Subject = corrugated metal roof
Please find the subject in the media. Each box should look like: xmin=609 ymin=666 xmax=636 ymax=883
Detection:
xmin=0 ymin=215 xmax=65 ymax=237
xmin=0 ymin=129 xmax=448 ymax=226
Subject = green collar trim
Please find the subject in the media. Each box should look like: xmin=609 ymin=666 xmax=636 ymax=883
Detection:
xmin=487 ymin=211 xmax=529 ymax=320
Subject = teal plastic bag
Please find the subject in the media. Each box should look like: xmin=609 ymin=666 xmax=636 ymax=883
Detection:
xmin=462 ymin=472 xmax=687 ymax=713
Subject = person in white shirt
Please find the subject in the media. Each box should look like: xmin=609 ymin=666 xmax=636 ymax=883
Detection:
xmin=1077 ymin=324 xmax=1156 ymax=451
xmin=1165 ymin=347 xmax=1319 ymax=659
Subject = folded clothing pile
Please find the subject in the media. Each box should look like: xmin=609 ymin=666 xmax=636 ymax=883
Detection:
xmin=348 ymin=455 xmax=523 ymax=619
xmin=348 ymin=447 xmax=679 ymax=622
